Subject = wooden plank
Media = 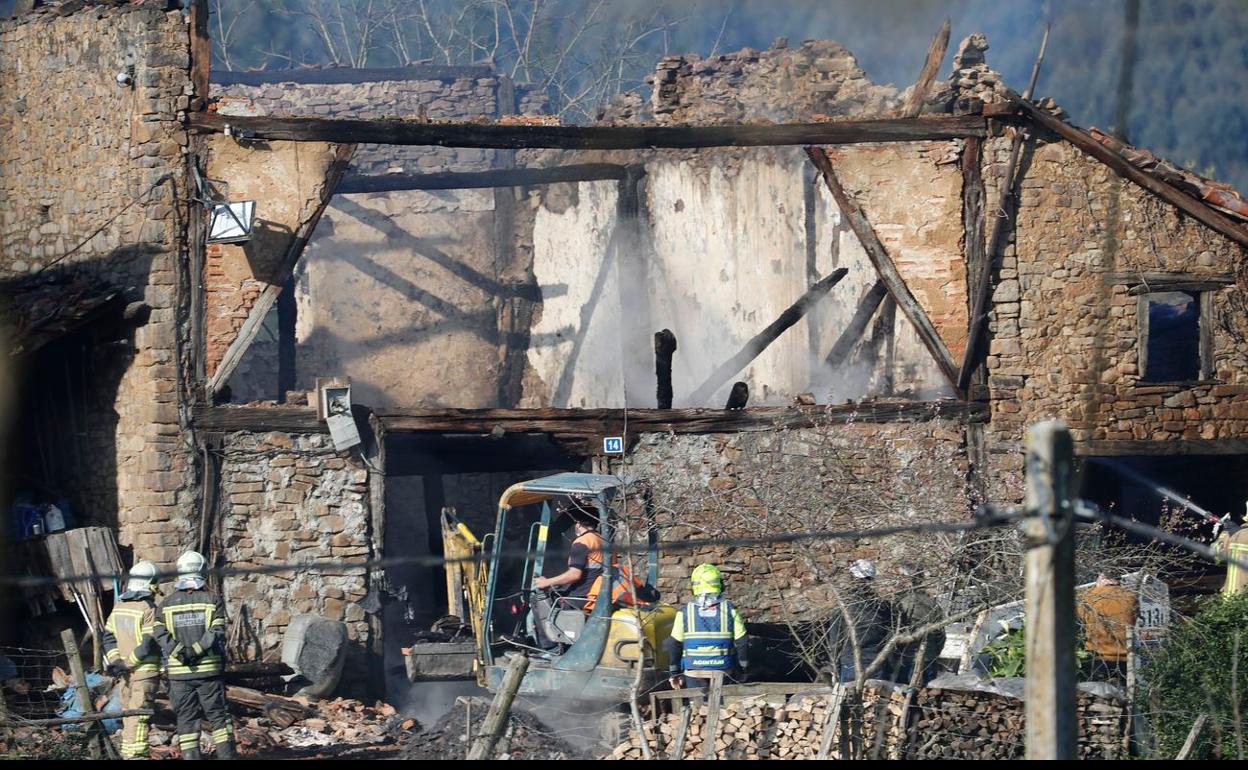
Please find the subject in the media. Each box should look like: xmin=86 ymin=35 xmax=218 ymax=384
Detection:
xmin=1105 ymin=271 xmax=1234 ymax=286
xmin=807 ymin=147 xmax=961 ymax=392
xmin=1176 ymin=714 xmax=1209 ymax=760
xmin=687 ymin=268 xmax=849 ymax=405
xmin=1076 ymin=438 xmax=1248 ymax=456
xmin=1012 ymin=97 xmax=1248 ymax=250
xmin=194 ymin=401 xmax=987 ymax=436
xmin=188 ymin=0 xmax=210 ymax=109
xmin=189 ymin=112 xmax=988 ymax=149
xmin=335 ymin=163 xmax=630 ymax=194
xmin=900 ymin=19 xmax=952 ymax=118
xmin=208 ymin=143 xmax=357 ymax=395
xmin=1127 ymin=281 xmax=1234 ymax=295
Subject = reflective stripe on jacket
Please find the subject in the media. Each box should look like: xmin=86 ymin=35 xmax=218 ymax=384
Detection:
xmin=103 ymin=597 xmax=161 ymax=678
xmin=155 ymin=589 xmax=228 ymax=679
xmin=679 ymin=600 xmax=738 ymax=671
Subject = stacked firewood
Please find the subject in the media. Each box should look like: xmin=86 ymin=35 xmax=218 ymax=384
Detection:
xmin=609 ymin=683 xmax=1128 ymax=761
xmin=608 ymin=693 xmax=839 ymax=760
xmin=906 ymin=687 xmax=1127 ymax=760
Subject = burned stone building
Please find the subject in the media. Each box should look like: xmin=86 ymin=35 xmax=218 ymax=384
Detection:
xmin=3 ymin=0 xmax=1248 ymax=698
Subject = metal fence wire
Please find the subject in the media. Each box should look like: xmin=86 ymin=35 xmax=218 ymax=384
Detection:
xmin=0 ymin=645 xmax=70 ymax=721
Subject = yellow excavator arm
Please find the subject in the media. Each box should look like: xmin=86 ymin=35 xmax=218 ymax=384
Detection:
xmin=441 ymin=507 xmax=488 ymax=649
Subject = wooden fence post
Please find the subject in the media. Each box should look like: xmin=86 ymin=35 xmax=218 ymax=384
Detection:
xmin=1022 ymin=420 xmax=1077 ymax=759
xmin=466 ymin=655 xmax=528 ymax=760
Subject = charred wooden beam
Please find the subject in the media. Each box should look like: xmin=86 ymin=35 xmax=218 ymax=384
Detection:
xmin=335 ymin=163 xmax=631 ymax=194
xmin=807 ymin=148 xmax=961 ymax=392
xmin=687 ymin=268 xmax=849 ymax=405
xmin=188 ymin=113 xmax=988 ymax=149
xmin=1076 ymin=439 xmax=1248 ymax=457
xmin=725 ymin=382 xmax=749 ymax=410
xmin=961 ymin=135 xmax=987 ymax=396
xmin=188 ymin=0 xmax=210 ymax=110
xmin=193 ymin=401 xmax=986 ymax=438
xmin=900 ymin=18 xmax=952 ymax=118
xmin=823 ymin=281 xmax=888 ymax=368
xmin=654 ymin=329 xmax=677 ymax=409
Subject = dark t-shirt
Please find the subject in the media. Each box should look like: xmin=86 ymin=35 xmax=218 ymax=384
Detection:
xmin=566 ymin=536 xmax=603 ymax=599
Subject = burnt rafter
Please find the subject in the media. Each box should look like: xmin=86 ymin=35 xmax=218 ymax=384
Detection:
xmin=188 ymin=112 xmax=987 ymax=150
xmin=335 ymin=163 xmax=632 ymax=194
xmin=193 ymin=401 xmax=987 ymax=441
xmin=806 ymin=147 xmax=961 ymax=393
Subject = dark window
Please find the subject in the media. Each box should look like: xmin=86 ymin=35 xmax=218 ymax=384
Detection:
xmin=1142 ymin=291 xmax=1201 ymax=382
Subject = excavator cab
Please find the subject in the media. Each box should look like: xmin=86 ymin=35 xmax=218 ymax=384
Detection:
xmin=479 ymin=473 xmax=676 ymax=702
xmin=405 ymin=473 xmax=676 ymax=701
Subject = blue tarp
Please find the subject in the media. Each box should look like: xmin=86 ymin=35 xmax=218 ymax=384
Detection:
xmin=57 ymin=672 xmax=122 ymax=733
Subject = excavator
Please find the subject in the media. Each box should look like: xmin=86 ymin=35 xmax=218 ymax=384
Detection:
xmin=404 ymin=473 xmax=677 ymax=702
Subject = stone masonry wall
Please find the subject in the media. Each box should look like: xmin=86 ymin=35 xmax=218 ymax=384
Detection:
xmin=218 ymin=430 xmax=375 ymax=695
xmin=981 ymin=133 xmax=1248 ymax=500
xmin=0 ymin=1 xmax=195 ymax=563
xmin=622 ymin=414 xmax=973 ymax=623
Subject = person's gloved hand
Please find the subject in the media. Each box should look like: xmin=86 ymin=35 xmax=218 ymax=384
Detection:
xmin=106 ymin=660 xmax=128 ymax=678
xmin=171 ymin=643 xmax=197 ymax=666
xmin=668 ymin=674 xmax=684 ymax=690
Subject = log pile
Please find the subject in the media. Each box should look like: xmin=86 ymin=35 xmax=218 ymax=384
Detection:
xmin=609 ymin=693 xmax=840 ymax=760
xmin=899 ymin=684 xmax=1127 ymax=760
xmin=609 ymin=682 xmax=1129 ymax=761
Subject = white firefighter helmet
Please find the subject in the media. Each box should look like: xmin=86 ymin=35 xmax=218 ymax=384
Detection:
xmin=125 ymin=560 xmax=159 ymax=594
xmin=175 ymin=550 xmax=207 ymax=588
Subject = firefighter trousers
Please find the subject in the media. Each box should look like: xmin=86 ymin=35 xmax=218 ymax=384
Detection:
xmin=120 ymin=674 xmax=159 ymax=759
xmin=168 ymin=676 xmax=233 ymax=758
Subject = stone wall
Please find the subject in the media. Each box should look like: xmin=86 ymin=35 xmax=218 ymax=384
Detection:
xmin=0 ymin=1 xmax=194 ymax=563
xmin=601 ymin=40 xmax=900 ymax=125
xmin=218 ymin=430 xmax=376 ymax=694
xmin=621 ymin=414 xmax=973 ymax=623
xmin=981 ymin=133 xmax=1248 ymax=500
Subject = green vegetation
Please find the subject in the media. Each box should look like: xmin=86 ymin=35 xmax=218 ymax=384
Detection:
xmin=1146 ymin=591 xmax=1248 ymax=760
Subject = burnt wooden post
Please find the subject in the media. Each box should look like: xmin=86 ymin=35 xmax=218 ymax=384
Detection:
xmin=654 ymin=329 xmax=677 ymax=409
xmin=1022 ymin=420 xmax=1077 ymax=760
xmin=824 ymin=281 xmax=888 ymax=369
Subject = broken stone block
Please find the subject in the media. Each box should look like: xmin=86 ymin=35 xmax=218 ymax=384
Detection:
xmin=281 ymin=614 xmax=349 ymax=700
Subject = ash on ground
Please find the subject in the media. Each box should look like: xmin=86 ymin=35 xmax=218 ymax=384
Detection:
xmin=401 ymin=704 xmax=587 ymax=760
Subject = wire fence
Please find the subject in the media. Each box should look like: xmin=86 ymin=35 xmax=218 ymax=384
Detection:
xmin=0 ymin=645 xmax=69 ymax=722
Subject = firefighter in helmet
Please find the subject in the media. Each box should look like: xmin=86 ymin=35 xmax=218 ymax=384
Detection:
xmin=663 ymin=563 xmax=749 ymax=687
xmin=154 ymin=550 xmax=234 ymax=759
xmin=102 ymin=560 xmax=162 ymax=759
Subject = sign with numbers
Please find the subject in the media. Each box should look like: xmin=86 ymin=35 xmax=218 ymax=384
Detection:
xmin=603 ymin=437 xmax=624 ymax=454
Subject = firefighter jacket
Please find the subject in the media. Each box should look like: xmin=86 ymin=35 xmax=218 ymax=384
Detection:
xmin=102 ymin=592 xmax=161 ymax=681
xmin=670 ymin=597 xmax=748 ymax=672
xmin=1217 ymin=525 xmax=1248 ymax=595
xmin=154 ymin=588 xmax=228 ymax=680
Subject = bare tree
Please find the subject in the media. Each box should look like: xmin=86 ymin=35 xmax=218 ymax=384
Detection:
xmin=210 ymin=0 xmax=690 ymax=120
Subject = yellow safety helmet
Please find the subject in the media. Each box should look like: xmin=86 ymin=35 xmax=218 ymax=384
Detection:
xmin=690 ymin=563 xmax=724 ymax=596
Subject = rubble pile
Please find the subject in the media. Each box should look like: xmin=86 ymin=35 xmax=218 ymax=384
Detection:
xmin=401 ymin=704 xmax=584 ymax=760
xmin=231 ymin=694 xmax=409 ymax=758
xmin=601 ymin=39 xmax=900 ymax=125
xmin=944 ymin=34 xmax=1008 ymax=107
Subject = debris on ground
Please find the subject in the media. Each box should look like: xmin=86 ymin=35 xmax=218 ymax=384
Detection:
xmin=232 ymin=694 xmax=412 ymax=758
xmin=401 ymin=703 xmax=585 ymax=760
